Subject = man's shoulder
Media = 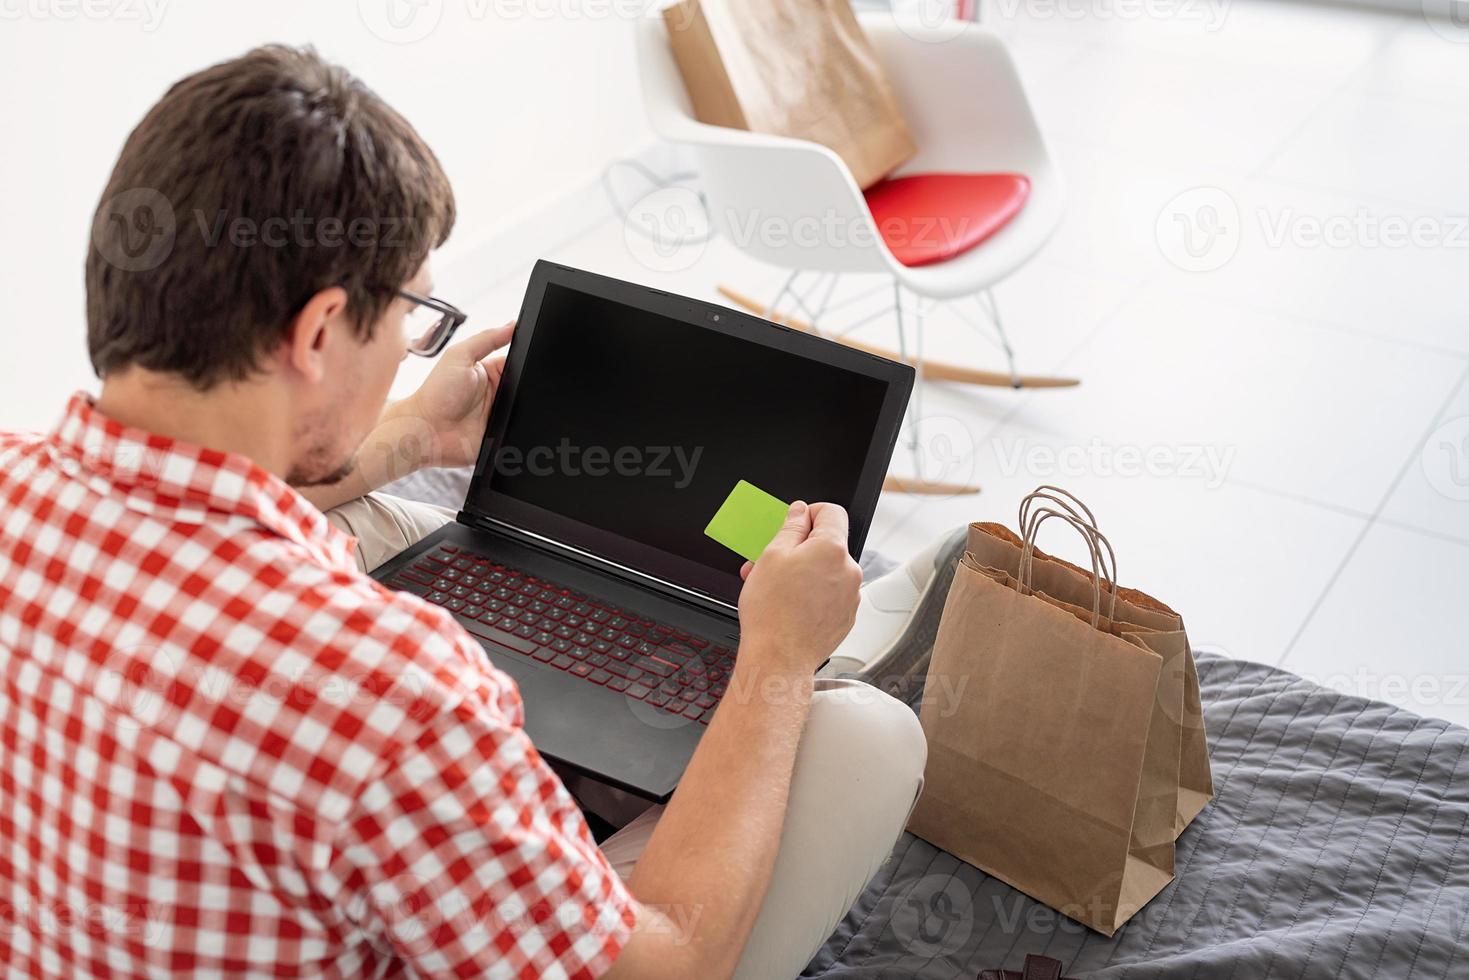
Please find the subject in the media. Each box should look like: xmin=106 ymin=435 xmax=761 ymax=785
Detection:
xmin=247 ymin=549 xmax=518 ymax=723
xmin=131 ymin=538 xmax=523 ymax=817
xmin=0 ymin=427 xmax=45 ymax=466
xmin=0 ymin=427 xmax=40 ymax=448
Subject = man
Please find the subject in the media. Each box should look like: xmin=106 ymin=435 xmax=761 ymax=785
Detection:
xmin=0 ymin=46 xmax=933 ymax=977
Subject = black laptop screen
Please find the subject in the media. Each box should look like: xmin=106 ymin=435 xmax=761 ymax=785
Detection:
xmin=467 ymin=278 xmax=897 ymax=604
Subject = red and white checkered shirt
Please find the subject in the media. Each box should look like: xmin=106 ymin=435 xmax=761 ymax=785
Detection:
xmin=0 ymin=393 xmax=637 ymax=978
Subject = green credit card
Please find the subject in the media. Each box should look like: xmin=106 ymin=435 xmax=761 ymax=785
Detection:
xmin=704 ymin=480 xmax=790 ymax=563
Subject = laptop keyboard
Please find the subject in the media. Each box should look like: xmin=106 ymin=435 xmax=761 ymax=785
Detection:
xmin=384 ymin=544 xmax=735 ymax=725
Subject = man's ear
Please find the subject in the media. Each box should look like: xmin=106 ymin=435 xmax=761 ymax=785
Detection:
xmin=283 ymin=286 xmax=351 ymax=384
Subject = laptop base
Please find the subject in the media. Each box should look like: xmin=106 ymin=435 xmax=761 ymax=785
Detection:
xmin=372 ymin=520 xmax=741 ymax=802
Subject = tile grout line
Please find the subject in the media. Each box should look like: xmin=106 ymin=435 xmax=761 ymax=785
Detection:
xmin=1166 ymin=284 xmax=1469 ymax=362
xmin=991 ymin=274 xmax=1156 ymax=427
xmin=1246 ymin=16 xmax=1410 ymax=180
xmin=1372 ymin=514 xmax=1469 ymax=550
xmin=1220 ymin=477 xmax=1378 ymax=522
xmin=1272 ymin=526 xmax=1372 ymax=668
xmin=1276 ymin=360 xmax=1469 ymax=666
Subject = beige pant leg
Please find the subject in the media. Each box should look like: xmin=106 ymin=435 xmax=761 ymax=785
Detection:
xmin=599 ymin=678 xmax=927 ymax=980
xmin=324 ymin=492 xmax=457 ymax=573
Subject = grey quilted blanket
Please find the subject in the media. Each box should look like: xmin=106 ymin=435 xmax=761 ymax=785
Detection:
xmin=802 ymin=654 xmax=1469 ymax=979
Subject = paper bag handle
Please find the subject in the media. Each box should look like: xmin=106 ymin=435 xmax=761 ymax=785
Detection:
xmin=1018 ymin=488 xmax=1118 ymax=579
xmin=1018 ymin=507 xmax=1119 ymax=628
xmin=1018 ymin=487 xmax=1120 ymax=619
xmin=1019 ymin=485 xmax=1102 ymax=534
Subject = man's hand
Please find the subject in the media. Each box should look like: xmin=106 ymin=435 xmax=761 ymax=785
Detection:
xmin=735 ymin=501 xmax=862 ymax=677
xmin=392 ymin=322 xmax=515 ymax=470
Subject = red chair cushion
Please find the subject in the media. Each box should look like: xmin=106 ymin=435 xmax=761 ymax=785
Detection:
xmin=863 ymin=172 xmax=1031 ymax=268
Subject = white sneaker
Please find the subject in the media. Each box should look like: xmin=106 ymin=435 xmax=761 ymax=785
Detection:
xmin=818 ymin=526 xmax=969 ymax=694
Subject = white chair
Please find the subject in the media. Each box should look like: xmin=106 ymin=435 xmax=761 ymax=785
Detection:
xmin=635 ymin=13 xmax=1072 ymax=491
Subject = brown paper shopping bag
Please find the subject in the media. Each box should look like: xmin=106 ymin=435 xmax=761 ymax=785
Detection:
xmin=662 ymin=0 xmax=916 ymax=188
xmin=908 ymin=489 xmax=1212 ymax=935
xmin=1000 ymin=487 xmax=1213 ymax=835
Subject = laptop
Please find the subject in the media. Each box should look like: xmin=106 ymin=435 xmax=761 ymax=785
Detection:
xmin=372 ymin=261 xmax=913 ymax=801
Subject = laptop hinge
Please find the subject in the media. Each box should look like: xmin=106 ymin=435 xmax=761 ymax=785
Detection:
xmin=456 ymin=510 xmax=740 ymax=620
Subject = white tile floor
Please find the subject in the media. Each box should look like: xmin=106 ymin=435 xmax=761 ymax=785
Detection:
xmin=436 ymin=0 xmax=1469 ymax=725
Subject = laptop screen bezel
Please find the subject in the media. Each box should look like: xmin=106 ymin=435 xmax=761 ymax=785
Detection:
xmin=460 ymin=260 xmax=914 ymax=608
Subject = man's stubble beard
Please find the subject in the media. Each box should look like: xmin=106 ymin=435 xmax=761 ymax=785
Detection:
xmin=286 ymin=408 xmax=361 ymax=488
xmin=287 ymin=450 xmax=358 ymax=488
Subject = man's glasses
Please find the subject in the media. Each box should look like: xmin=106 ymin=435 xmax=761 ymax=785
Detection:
xmin=400 ymin=289 xmax=468 ymax=357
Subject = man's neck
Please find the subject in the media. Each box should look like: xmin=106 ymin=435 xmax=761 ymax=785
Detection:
xmin=94 ymin=368 xmax=294 ymax=479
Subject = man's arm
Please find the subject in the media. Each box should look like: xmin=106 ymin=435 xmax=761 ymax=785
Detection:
xmin=604 ymin=501 xmax=862 ymax=979
xmin=299 ymin=323 xmax=514 ymax=513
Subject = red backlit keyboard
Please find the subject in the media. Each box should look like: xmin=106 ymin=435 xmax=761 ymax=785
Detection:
xmin=385 ymin=544 xmax=735 ymax=725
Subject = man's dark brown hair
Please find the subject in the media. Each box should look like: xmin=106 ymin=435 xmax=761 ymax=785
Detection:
xmin=86 ymin=45 xmax=456 ymax=389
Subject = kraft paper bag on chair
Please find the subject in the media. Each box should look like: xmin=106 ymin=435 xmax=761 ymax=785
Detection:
xmin=662 ymin=0 xmax=916 ymax=189
xmin=907 ymin=489 xmax=1211 ymax=935
xmin=966 ymin=488 xmax=1213 ymax=836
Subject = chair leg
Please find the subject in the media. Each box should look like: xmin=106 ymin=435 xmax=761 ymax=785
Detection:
xmin=768 ymin=270 xmax=844 ymax=340
xmin=892 ymin=280 xmax=922 ymax=461
xmin=881 ymin=474 xmax=983 ymax=495
xmin=889 ymin=284 xmax=981 ymax=495
xmin=766 ymin=269 xmax=802 ymax=325
xmin=981 ymin=290 xmax=1021 ymax=389
xmin=810 ymin=274 xmax=840 ymax=337
xmin=963 ymin=288 xmax=1080 ymax=389
xmin=717 ymin=285 xmax=1079 ymax=390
